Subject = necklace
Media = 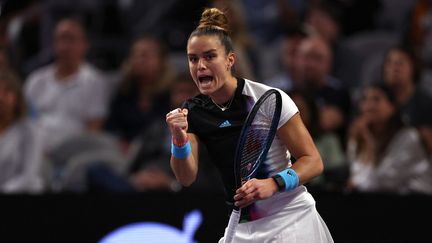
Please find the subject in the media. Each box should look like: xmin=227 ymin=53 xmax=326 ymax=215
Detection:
xmin=211 ymin=95 xmax=234 ymax=111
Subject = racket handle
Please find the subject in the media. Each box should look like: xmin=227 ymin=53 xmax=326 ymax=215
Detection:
xmin=223 ymin=208 xmax=241 ymax=243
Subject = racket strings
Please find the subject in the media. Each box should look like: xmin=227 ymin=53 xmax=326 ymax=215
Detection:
xmin=239 ymin=129 xmax=268 ymax=177
xmin=237 ymin=92 xmax=278 ymax=181
xmin=239 ymin=102 xmax=276 ymax=180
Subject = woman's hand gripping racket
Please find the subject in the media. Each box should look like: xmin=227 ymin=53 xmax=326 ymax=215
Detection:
xmin=223 ymin=89 xmax=282 ymax=243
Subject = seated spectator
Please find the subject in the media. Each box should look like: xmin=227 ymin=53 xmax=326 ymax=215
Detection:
xmin=346 ymin=83 xmax=432 ymax=195
xmin=382 ymin=46 xmax=432 ymax=189
xmin=238 ymin=0 xmax=307 ymax=44
xmin=87 ymin=74 xmax=222 ymax=193
xmin=297 ymin=36 xmax=351 ymax=142
xmin=265 ymin=26 xmax=308 ymax=92
xmin=0 ymin=70 xmax=45 ymax=193
xmin=304 ymin=1 xmax=359 ymax=91
xmin=382 ymin=45 xmax=432 ymax=127
xmin=212 ymin=0 xmax=258 ymax=80
xmin=24 ymin=17 xmax=109 ymax=154
xmin=104 ymin=34 xmax=176 ymax=152
xmin=289 ymin=90 xmax=347 ymax=191
xmin=408 ymin=0 xmax=432 ymax=68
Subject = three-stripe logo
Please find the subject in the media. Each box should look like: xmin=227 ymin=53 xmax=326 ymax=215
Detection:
xmin=219 ymin=120 xmax=231 ymax=128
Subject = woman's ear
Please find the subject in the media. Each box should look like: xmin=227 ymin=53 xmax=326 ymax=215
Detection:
xmin=227 ymin=52 xmax=236 ymax=70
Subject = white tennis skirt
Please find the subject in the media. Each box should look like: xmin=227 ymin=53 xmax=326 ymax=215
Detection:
xmin=219 ymin=186 xmax=334 ymax=243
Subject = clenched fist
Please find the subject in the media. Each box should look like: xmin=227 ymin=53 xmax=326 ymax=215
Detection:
xmin=166 ymin=108 xmax=189 ymax=145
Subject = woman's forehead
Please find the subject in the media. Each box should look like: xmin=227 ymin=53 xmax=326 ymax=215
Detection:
xmin=187 ymin=35 xmax=223 ymax=53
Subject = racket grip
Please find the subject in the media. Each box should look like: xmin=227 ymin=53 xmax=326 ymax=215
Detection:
xmin=223 ymin=209 xmax=241 ymax=243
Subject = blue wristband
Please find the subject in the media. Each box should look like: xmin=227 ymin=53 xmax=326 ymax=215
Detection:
xmin=277 ymin=168 xmax=299 ymax=192
xmin=171 ymin=140 xmax=191 ymax=159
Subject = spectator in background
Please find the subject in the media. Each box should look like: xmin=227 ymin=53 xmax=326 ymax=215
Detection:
xmin=297 ymin=36 xmax=351 ymax=143
xmin=304 ymin=1 xmax=360 ymax=91
xmin=104 ymin=34 xmax=176 ymax=152
xmin=289 ymin=90 xmax=347 ymax=192
xmin=408 ymin=0 xmax=432 ymax=68
xmin=87 ymin=74 xmax=222 ymax=193
xmin=304 ymin=2 xmax=341 ymax=48
xmin=239 ymin=0 xmax=308 ymax=45
xmin=122 ymin=74 xmax=199 ymax=193
xmin=265 ymin=26 xmax=308 ymax=92
xmin=212 ymin=0 xmax=258 ymax=80
xmin=408 ymin=0 xmax=432 ymax=96
xmin=346 ymin=83 xmax=432 ymax=195
xmin=24 ymin=17 xmax=109 ymax=154
xmin=0 ymin=70 xmax=45 ymax=193
xmin=382 ymin=45 xmax=432 ymax=127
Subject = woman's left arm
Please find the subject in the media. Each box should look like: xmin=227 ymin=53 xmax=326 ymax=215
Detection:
xmin=234 ymin=113 xmax=323 ymax=208
xmin=278 ymin=113 xmax=324 ymax=184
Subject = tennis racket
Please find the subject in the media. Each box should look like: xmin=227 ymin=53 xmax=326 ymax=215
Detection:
xmin=223 ymin=89 xmax=282 ymax=243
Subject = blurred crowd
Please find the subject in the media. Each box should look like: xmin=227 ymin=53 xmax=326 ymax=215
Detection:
xmin=0 ymin=0 xmax=431 ymax=196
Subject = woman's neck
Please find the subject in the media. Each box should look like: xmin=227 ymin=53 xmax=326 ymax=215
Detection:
xmin=210 ymin=76 xmax=237 ymax=104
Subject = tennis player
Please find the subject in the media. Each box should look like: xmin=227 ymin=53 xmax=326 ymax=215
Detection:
xmin=166 ymin=8 xmax=334 ymax=242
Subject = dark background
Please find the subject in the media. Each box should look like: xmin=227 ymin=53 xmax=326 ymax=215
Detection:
xmin=1 ymin=190 xmax=431 ymax=243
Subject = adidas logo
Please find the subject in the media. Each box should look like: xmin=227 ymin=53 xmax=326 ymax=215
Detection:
xmin=219 ymin=120 xmax=231 ymax=128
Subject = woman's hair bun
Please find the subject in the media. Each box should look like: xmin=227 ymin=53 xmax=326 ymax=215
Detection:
xmin=198 ymin=8 xmax=229 ymax=33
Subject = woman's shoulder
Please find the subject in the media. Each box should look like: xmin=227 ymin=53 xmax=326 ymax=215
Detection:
xmin=242 ymin=78 xmax=289 ymax=100
xmin=390 ymin=127 xmax=425 ymax=152
xmin=395 ymin=127 xmax=421 ymax=140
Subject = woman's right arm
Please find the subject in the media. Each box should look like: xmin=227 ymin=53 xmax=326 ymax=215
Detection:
xmin=166 ymin=109 xmax=199 ymax=186
xmin=170 ymin=133 xmax=199 ymax=186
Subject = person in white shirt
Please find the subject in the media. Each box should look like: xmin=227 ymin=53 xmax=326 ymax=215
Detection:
xmin=24 ymin=18 xmax=109 ymax=153
xmin=0 ymin=70 xmax=44 ymax=193
xmin=347 ymin=83 xmax=432 ymax=194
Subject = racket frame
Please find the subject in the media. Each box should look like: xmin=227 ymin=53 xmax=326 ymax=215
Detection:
xmin=223 ymin=89 xmax=282 ymax=243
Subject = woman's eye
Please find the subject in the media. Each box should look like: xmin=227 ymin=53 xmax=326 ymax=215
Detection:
xmin=205 ymin=54 xmax=215 ymax=61
xmin=189 ymin=57 xmax=198 ymax=63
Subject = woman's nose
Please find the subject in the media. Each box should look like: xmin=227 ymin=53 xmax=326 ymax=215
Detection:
xmin=197 ymin=58 xmax=206 ymax=70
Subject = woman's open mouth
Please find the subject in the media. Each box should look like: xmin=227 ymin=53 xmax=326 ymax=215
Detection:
xmin=198 ymin=75 xmax=214 ymax=89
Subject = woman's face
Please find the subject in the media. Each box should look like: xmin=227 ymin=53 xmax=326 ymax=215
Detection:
xmin=187 ymin=35 xmax=234 ymax=96
xmin=383 ymin=49 xmax=414 ymax=87
xmin=298 ymin=38 xmax=332 ymax=85
xmin=360 ymin=87 xmax=395 ymax=124
xmin=129 ymin=39 xmax=162 ymax=80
